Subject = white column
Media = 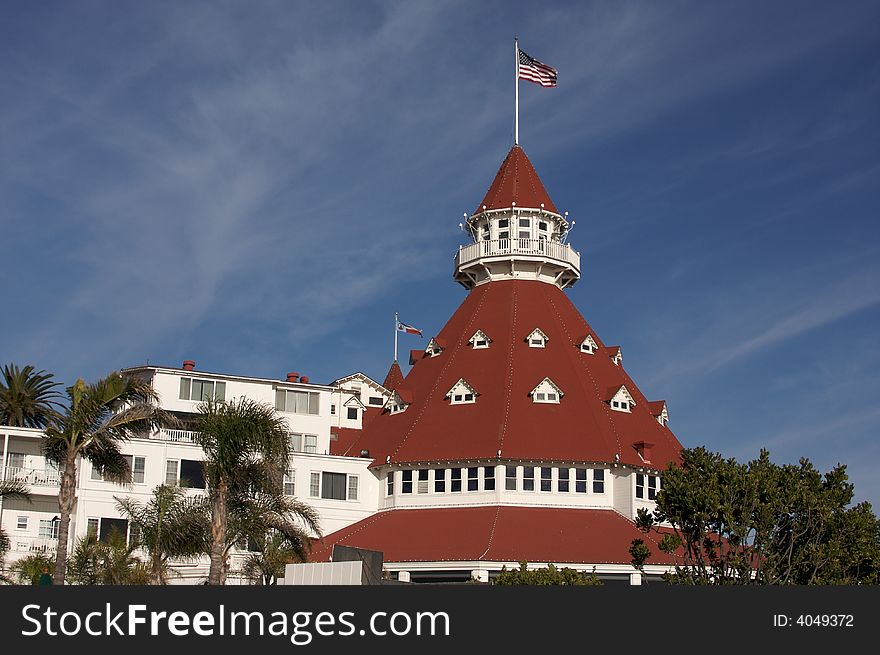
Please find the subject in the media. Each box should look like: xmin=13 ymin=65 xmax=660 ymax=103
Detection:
xmin=630 ymin=572 xmax=642 ymax=586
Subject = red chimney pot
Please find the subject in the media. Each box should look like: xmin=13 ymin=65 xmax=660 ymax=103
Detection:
xmin=182 ymin=360 xmax=196 ymax=371
xmin=286 ymin=372 xmax=299 ymax=382
xmin=300 ymin=375 xmax=310 ymax=384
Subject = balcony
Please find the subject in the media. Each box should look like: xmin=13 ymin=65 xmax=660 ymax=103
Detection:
xmin=455 ymin=238 xmax=580 ymax=274
xmin=9 ymin=535 xmax=58 ymax=555
xmin=4 ymin=465 xmax=60 ymax=488
xmin=152 ymin=429 xmax=200 ymax=444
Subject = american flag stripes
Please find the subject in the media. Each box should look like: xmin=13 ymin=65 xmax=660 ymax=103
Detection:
xmin=518 ymin=49 xmax=557 ymax=87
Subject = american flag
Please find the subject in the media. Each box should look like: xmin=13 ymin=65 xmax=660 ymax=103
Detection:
xmin=518 ymin=49 xmax=557 ymax=87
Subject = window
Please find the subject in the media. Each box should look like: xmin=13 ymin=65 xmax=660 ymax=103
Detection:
xmin=434 ymin=469 xmax=446 ymax=493
xmin=321 ymin=472 xmax=347 ymax=500
xmin=538 ymin=221 xmax=548 ymax=231
xmin=505 ymin=466 xmax=517 ymax=491
xmin=484 ymin=466 xmax=495 ymax=491
xmin=16 ymin=516 xmax=28 ymax=530
xmin=608 ymin=386 xmax=634 ymax=413
xmin=165 ymin=460 xmax=179 ymax=486
xmin=401 ymin=470 xmax=413 ymax=494
xmin=331 ymin=404 xmax=336 ymax=415
xmin=310 ymin=472 xmax=320 ymax=497
xmin=368 ymin=396 xmax=384 ymax=406
xmin=98 ymin=517 xmax=128 ymax=544
xmin=575 ymin=468 xmax=588 ymax=493
xmin=347 ymin=407 xmax=358 ymax=420
xmin=523 ymin=466 xmax=535 ymax=491
xmin=426 ymin=338 xmax=444 ymax=357
xmin=179 ymin=459 xmax=205 ymax=489
xmin=129 ymin=523 xmax=141 ymax=547
xmin=290 ymin=433 xmax=318 ymax=454
xmin=418 ymin=469 xmax=429 ymax=494
xmin=540 ymin=467 xmax=552 ymax=492
xmin=519 ymin=218 xmax=530 ymax=228
xmin=450 ymin=468 xmax=462 ymax=492
xmin=526 ymin=328 xmax=549 ymax=348
xmin=447 ymin=378 xmax=478 ymax=405
xmin=518 ymin=231 xmax=530 ymax=239
xmin=284 ymin=469 xmax=296 ymax=496
xmin=499 ymin=231 xmax=509 ymax=240
xmin=91 ymin=463 xmax=103 ymax=481
xmin=469 ymin=330 xmax=491 ymax=349
xmin=348 ymin=475 xmax=359 ymax=501
xmin=558 ymin=468 xmax=570 ymax=493
xmin=531 ymin=378 xmax=563 ymax=404
xmin=636 ymin=474 xmax=658 ymax=500
xmin=498 ymin=218 xmax=509 ymax=229
xmin=86 ymin=518 xmax=99 ymax=536
xmin=386 ymin=472 xmax=394 ymax=496
xmin=131 ymin=456 xmax=146 ymax=484
xmin=593 ymin=469 xmax=606 ymax=494
xmin=39 ymin=519 xmax=59 ymax=540
xmin=179 ymin=377 xmax=225 ymax=402
xmin=580 ymin=335 xmax=598 ymax=354
xmin=6 ymin=452 xmax=25 ymax=469
xmin=276 ymin=389 xmax=320 ymax=415
xmin=467 ymin=467 xmax=479 ymax=491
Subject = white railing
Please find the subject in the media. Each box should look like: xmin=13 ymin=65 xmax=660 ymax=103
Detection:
xmin=154 ymin=429 xmax=200 ymax=443
xmin=4 ymin=466 xmax=60 ymax=487
xmin=456 ymin=238 xmax=580 ymax=271
xmin=9 ymin=536 xmax=58 ymax=554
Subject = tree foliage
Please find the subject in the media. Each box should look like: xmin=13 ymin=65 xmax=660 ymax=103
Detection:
xmin=66 ymin=529 xmax=151 ymax=585
xmin=239 ymin=530 xmax=305 ymax=585
xmin=0 ymin=480 xmax=31 ymax=583
xmin=0 ymin=363 xmax=62 ymax=428
xmin=9 ymin=553 xmax=55 ymax=585
xmin=194 ymin=398 xmax=321 ymax=584
xmin=43 ymin=371 xmax=173 ymax=584
xmin=494 ymin=561 xmax=603 ymax=585
xmin=631 ymin=447 xmax=880 ymax=585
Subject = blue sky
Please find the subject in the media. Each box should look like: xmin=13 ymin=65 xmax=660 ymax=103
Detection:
xmin=2 ymin=1 xmax=879 ymax=507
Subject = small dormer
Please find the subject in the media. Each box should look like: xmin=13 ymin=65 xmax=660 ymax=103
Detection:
xmin=446 ymin=378 xmax=478 ymax=405
xmin=526 ymin=328 xmax=550 ymax=348
xmin=343 ymin=395 xmax=365 ymax=421
xmin=469 ymin=330 xmax=492 ymax=349
xmin=648 ymin=400 xmax=669 ymax=426
xmin=579 ymin=334 xmax=598 ymax=354
xmin=633 ymin=441 xmax=655 ymax=464
xmin=606 ymin=346 xmax=622 ymax=365
xmin=530 ymin=377 xmax=563 ymax=404
xmin=425 ymin=337 xmax=446 ymax=358
xmin=387 ymin=388 xmax=413 ymax=414
xmin=606 ymin=385 xmax=635 ymax=412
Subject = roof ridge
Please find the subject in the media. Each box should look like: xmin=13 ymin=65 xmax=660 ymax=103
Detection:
xmin=477 ymin=505 xmax=502 ymax=561
xmin=389 ymin=286 xmax=491 ymax=460
xmin=544 ymin=289 xmax=624 ymax=459
xmin=497 ymin=283 xmax=518 ymax=451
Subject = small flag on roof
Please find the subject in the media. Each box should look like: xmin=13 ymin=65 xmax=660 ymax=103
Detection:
xmin=396 ymin=320 xmax=423 ymax=336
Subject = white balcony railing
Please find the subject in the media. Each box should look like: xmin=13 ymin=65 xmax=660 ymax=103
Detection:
xmin=456 ymin=238 xmax=580 ymax=272
xmin=155 ymin=429 xmax=200 ymax=444
xmin=4 ymin=466 xmax=60 ymax=488
xmin=9 ymin=536 xmax=58 ymax=555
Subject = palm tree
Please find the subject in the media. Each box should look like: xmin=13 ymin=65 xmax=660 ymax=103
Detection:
xmin=42 ymin=371 xmax=172 ymax=585
xmin=0 ymin=363 xmax=62 ymax=428
xmin=194 ymin=398 xmax=321 ymax=584
xmin=0 ymin=480 xmax=31 ymax=583
xmin=115 ymin=485 xmax=210 ymax=584
xmin=9 ymin=552 xmax=55 ymax=585
xmin=66 ymin=529 xmax=150 ymax=585
xmin=239 ymin=530 xmax=306 ymax=585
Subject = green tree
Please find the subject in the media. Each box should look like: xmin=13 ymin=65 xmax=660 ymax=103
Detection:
xmin=9 ymin=553 xmax=55 ymax=585
xmin=66 ymin=529 xmax=150 ymax=585
xmin=0 ymin=363 xmax=62 ymax=428
xmin=494 ymin=561 xmax=603 ymax=585
xmin=632 ymin=447 xmax=880 ymax=585
xmin=43 ymin=372 xmax=172 ymax=585
xmin=0 ymin=480 xmax=31 ymax=583
xmin=239 ymin=530 xmax=305 ymax=585
xmin=194 ymin=398 xmax=321 ymax=584
xmin=115 ymin=484 xmax=211 ymax=584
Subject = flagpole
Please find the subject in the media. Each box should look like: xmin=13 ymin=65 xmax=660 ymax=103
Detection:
xmin=514 ymin=37 xmax=519 ymax=146
xmin=394 ymin=312 xmax=399 ymax=362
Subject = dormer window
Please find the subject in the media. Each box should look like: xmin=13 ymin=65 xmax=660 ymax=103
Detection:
xmin=526 ymin=328 xmax=549 ymax=348
xmin=425 ymin=337 xmax=445 ymax=358
xmin=606 ymin=385 xmax=635 ymax=413
xmin=530 ymin=377 xmax=563 ymax=404
xmin=388 ymin=389 xmax=412 ymax=414
xmin=607 ymin=346 xmax=622 ymax=365
xmin=648 ymin=401 xmax=669 ymax=426
xmin=446 ymin=378 xmax=478 ymax=405
xmin=579 ymin=335 xmax=598 ymax=354
xmin=469 ymin=330 xmax=492 ymax=349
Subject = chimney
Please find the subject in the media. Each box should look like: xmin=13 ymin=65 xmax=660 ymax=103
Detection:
xmin=286 ymin=372 xmax=299 ymax=383
xmin=300 ymin=375 xmax=310 ymax=384
xmin=633 ymin=441 xmax=654 ymax=462
xmin=182 ymin=360 xmax=196 ymax=371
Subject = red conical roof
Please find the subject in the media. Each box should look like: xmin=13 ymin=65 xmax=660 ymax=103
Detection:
xmin=341 ymin=279 xmax=683 ymax=469
xmin=476 ymin=145 xmax=559 ymax=214
xmin=382 ymin=360 xmax=405 ymax=392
